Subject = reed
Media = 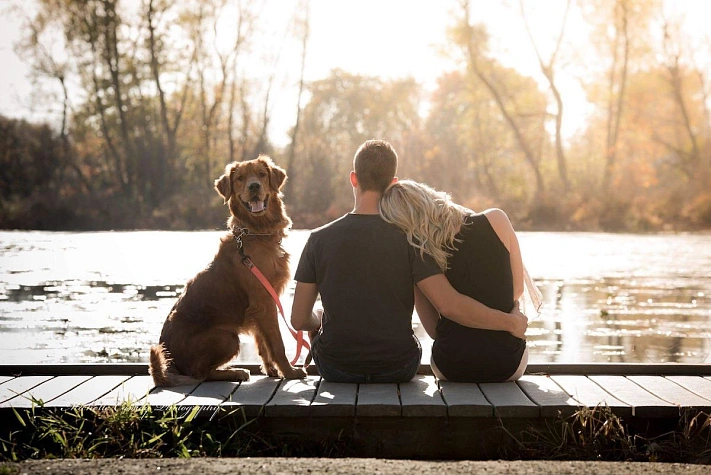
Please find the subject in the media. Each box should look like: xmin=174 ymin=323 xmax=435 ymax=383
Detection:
xmin=1 ymin=400 xmax=709 ymax=462
xmin=501 ymin=405 xmax=711 ymax=463
xmin=0 ymin=398 xmax=348 ymax=461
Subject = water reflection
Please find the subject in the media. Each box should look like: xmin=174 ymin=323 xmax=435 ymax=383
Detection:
xmin=525 ymin=277 xmax=711 ymax=364
xmin=1 ymin=230 xmax=710 ymax=365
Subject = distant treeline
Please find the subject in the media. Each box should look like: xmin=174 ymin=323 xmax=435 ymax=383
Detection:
xmin=1 ymin=0 xmax=710 ymax=232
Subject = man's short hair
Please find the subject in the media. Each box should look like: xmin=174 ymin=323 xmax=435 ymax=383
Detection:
xmin=353 ymin=140 xmax=398 ymax=193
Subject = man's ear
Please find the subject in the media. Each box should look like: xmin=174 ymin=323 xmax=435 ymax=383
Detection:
xmin=350 ymin=171 xmax=358 ymax=188
xmin=215 ymin=166 xmax=234 ymax=204
xmin=391 ymin=176 xmax=398 ymax=184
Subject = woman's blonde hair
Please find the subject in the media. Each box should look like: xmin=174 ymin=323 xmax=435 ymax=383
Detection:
xmin=379 ymin=180 xmax=468 ymax=271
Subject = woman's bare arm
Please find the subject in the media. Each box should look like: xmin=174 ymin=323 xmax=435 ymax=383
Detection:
xmin=416 ymin=274 xmax=528 ymax=339
xmin=414 ymin=285 xmax=439 ymax=339
xmin=484 ymin=208 xmax=524 ymax=301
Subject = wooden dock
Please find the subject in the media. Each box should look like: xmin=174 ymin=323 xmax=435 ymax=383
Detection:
xmin=2 ymin=363 xmax=710 ymax=458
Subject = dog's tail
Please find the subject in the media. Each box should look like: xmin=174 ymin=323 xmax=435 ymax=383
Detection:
xmin=149 ymin=344 xmax=201 ymax=387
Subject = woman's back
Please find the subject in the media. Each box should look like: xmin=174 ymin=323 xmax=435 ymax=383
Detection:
xmin=432 ymin=213 xmax=526 ymax=382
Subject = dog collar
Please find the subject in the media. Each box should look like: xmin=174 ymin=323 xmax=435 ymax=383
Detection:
xmin=230 ymin=225 xmax=282 ymax=249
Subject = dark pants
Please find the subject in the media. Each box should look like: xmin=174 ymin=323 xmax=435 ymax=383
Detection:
xmin=311 ymin=336 xmax=421 ymax=383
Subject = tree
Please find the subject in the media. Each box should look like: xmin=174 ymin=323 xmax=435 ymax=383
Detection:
xmin=581 ymin=0 xmax=658 ymax=194
xmin=290 ymin=71 xmax=423 ymax=224
xmin=285 ymin=0 xmax=311 ymax=200
xmin=519 ymin=0 xmax=572 ymax=192
xmin=452 ymin=0 xmax=548 ymax=201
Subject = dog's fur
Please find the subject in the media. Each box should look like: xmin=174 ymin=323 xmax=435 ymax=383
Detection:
xmin=149 ymin=155 xmax=307 ymax=387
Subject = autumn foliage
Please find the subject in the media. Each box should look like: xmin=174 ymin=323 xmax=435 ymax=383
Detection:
xmin=1 ymin=0 xmax=709 ymax=231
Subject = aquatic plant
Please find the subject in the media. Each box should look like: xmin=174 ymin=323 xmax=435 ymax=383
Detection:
xmin=501 ymin=404 xmax=711 ymax=464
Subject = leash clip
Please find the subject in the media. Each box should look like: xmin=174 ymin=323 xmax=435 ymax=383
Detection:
xmin=233 ymin=226 xmax=250 ymax=251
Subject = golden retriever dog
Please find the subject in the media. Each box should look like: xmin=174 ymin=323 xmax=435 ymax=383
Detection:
xmin=149 ymin=155 xmax=307 ymax=387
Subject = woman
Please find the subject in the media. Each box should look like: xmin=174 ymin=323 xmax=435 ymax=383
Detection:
xmin=379 ymin=180 xmax=540 ymax=382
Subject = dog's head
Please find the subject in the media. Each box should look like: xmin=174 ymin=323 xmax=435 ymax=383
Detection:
xmin=215 ymin=155 xmax=291 ymax=231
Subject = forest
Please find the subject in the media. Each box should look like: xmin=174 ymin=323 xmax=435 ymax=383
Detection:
xmin=1 ymin=0 xmax=709 ymax=232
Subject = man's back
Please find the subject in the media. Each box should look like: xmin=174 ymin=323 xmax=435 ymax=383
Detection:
xmin=295 ymin=213 xmax=440 ymax=374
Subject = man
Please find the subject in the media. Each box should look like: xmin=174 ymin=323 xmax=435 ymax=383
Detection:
xmin=291 ymin=139 xmax=527 ymax=383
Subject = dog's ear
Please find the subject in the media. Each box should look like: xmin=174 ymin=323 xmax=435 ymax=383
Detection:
xmin=256 ymin=154 xmax=287 ymax=190
xmin=215 ymin=165 xmax=234 ymax=204
xmin=269 ymin=164 xmax=287 ymax=191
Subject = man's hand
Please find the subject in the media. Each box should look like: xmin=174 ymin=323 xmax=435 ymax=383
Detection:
xmin=509 ymin=301 xmax=528 ymax=339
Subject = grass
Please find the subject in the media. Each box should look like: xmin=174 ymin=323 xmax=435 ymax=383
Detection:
xmin=501 ymin=405 xmax=711 ymax=464
xmin=1 ymin=401 xmax=709 ymax=463
xmin=0 ymin=399 xmax=351 ymax=461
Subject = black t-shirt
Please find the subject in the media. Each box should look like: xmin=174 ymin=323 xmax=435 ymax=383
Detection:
xmin=432 ymin=213 xmax=526 ymax=382
xmin=295 ymin=213 xmax=441 ymax=373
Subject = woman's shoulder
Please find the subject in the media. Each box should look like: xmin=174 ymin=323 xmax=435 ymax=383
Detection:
xmin=479 ymin=208 xmax=515 ymax=251
xmin=465 ymin=208 xmax=510 ymax=226
xmin=480 ymin=208 xmax=510 ymax=223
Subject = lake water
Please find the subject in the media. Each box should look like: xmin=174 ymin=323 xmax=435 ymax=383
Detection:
xmin=1 ymin=230 xmax=710 ymax=366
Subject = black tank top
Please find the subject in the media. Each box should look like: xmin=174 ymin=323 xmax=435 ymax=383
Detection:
xmin=431 ymin=213 xmax=526 ymax=382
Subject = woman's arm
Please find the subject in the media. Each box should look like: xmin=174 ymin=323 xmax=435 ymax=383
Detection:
xmin=416 ymin=274 xmax=528 ymax=339
xmin=484 ymin=208 xmax=524 ymax=301
xmin=414 ymin=285 xmax=439 ymax=339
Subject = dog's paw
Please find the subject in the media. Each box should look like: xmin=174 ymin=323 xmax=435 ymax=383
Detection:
xmin=282 ymin=366 xmax=308 ymax=379
xmin=225 ymin=368 xmax=250 ymax=381
xmin=233 ymin=368 xmax=251 ymax=381
xmin=211 ymin=367 xmax=250 ymax=382
xmin=261 ymin=364 xmax=280 ymax=378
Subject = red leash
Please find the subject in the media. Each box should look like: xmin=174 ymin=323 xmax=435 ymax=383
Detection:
xmin=239 ymin=254 xmax=310 ymax=367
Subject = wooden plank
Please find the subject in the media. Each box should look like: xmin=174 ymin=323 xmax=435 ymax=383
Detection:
xmin=2 ymin=363 xmax=710 ymax=377
xmin=438 ymin=381 xmax=493 ymax=417
xmin=517 ymin=375 xmax=581 ymax=418
xmin=0 ymin=376 xmax=53 ymax=405
xmin=144 ymin=383 xmax=200 ymax=408
xmin=550 ymin=375 xmax=632 ymax=417
xmin=222 ymin=376 xmax=281 ymax=418
xmin=90 ymin=376 xmax=155 ymax=406
xmin=400 ymin=376 xmax=447 ymax=417
xmin=6 ymin=376 xmax=92 ymax=408
xmin=665 ymin=376 xmax=711 ymax=401
xmin=478 ymin=382 xmax=539 ymax=418
xmin=264 ymin=376 xmax=319 ymax=417
xmin=0 ymin=364 xmax=149 ymax=376
xmin=527 ymin=363 xmax=711 ymax=376
xmin=45 ymin=376 xmax=131 ymax=407
xmin=310 ymin=380 xmax=357 ymax=417
xmin=588 ymin=376 xmax=678 ymax=418
xmin=626 ymin=376 xmax=711 ymax=411
xmin=178 ymin=381 xmax=240 ymax=408
xmin=0 ymin=364 xmax=267 ymax=377
xmin=356 ymin=383 xmax=401 ymax=417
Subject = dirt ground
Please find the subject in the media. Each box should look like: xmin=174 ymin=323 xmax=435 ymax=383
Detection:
xmin=2 ymin=458 xmax=710 ymax=474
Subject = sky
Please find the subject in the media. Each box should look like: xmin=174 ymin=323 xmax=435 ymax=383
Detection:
xmin=1 ymin=0 xmax=710 ymax=145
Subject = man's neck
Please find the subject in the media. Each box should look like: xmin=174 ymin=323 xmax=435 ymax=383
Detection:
xmin=352 ymin=190 xmax=382 ymax=215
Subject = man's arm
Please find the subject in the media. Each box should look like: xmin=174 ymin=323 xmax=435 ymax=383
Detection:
xmin=290 ymin=281 xmax=322 ymax=332
xmin=416 ymin=274 xmax=528 ymax=339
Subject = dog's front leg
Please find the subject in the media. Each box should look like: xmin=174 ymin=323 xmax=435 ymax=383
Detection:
xmin=247 ymin=303 xmax=307 ymax=379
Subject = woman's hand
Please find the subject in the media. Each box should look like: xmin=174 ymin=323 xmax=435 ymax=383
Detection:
xmin=508 ymin=301 xmax=528 ymax=339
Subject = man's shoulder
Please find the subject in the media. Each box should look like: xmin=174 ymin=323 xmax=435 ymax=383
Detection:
xmin=309 ymin=214 xmax=350 ymax=235
xmin=306 ymin=214 xmax=406 ymax=248
xmin=310 ymin=213 xmax=391 ymax=234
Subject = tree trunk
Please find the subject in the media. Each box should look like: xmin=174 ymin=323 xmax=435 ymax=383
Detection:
xmin=602 ymin=0 xmax=630 ymax=193
xmin=286 ymin=0 xmax=311 ymax=193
